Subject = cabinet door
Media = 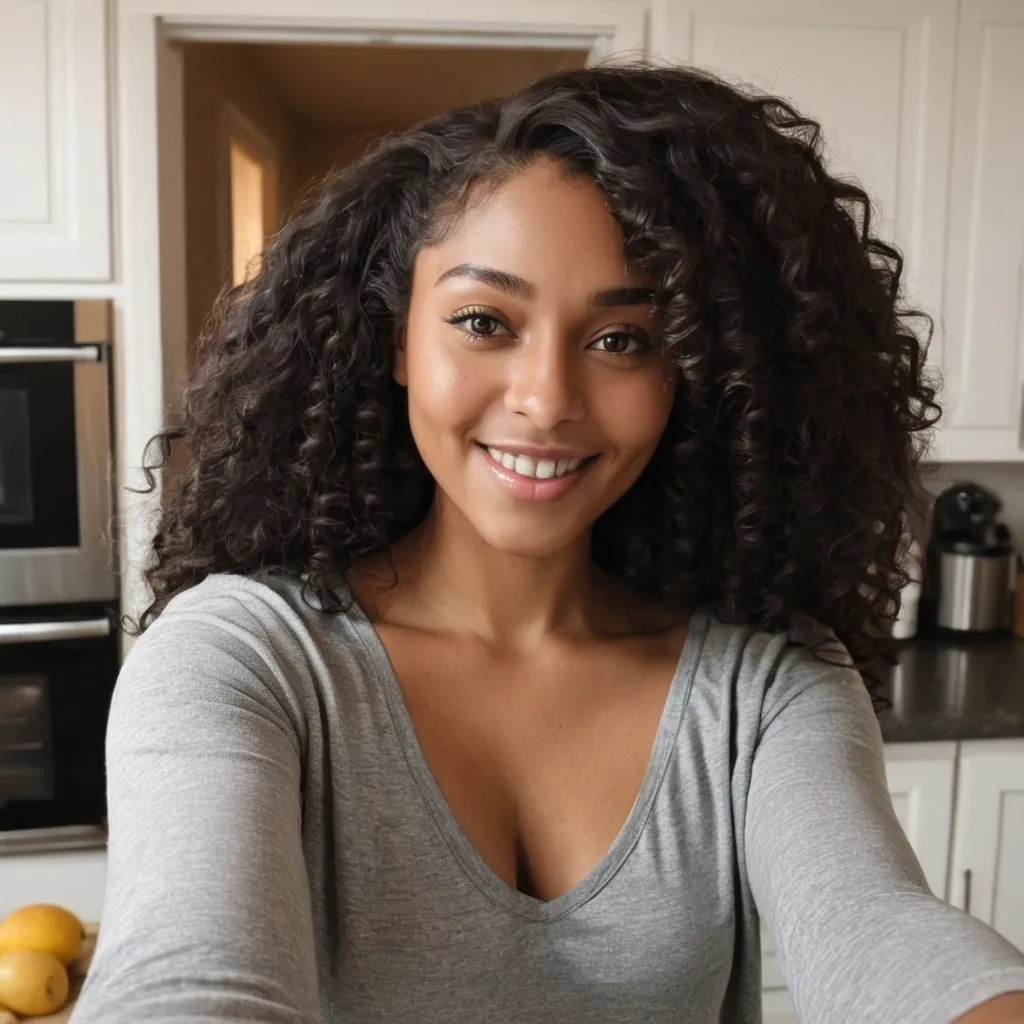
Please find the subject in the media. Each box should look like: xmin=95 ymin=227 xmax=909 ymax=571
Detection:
xmin=950 ymin=739 xmax=1024 ymax=952
xmin=649 ymin=0 xmax=956 ymax=391
xmin=884 ymin=741 xmax=957 ymax=899
xmin=759 ymin=742 xmax=957 ymax=1020
xmin=934 ymin=0 xmax=1024 ymax=461
xmin=0 ymin=0 xmax=110 ymax=280
xmin=0 ymin=849 xmax=106 ymax=923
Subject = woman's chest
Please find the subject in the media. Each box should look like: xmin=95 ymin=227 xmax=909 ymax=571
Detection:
xmin=374 ymin=626 xmax=687 ymax=904
xmin=317 ymin=728 xmax=740 ymax=1024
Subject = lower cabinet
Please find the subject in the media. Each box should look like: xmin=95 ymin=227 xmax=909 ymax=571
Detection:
xmin=881 ymin=742 xmax=958 ymax=898
xmin=949 ymin=739 xmax=1024 ymax=952
xmin=0 ymin=848 xmax=107 ymax=922
xmin=760 ymin=742 xmax=959 ymax=1023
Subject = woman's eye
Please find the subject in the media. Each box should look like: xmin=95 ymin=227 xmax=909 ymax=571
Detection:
xmin=444 ymin=310 xmax=509 ymax=338
xmin=590 ymin=332 xmax=650 ymax=356
xmin=466 ymin=314 xmax=500 ymax=336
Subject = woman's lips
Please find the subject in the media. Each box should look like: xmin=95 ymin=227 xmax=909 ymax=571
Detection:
xmin=476 ymin=445 xmax=598 ymax=502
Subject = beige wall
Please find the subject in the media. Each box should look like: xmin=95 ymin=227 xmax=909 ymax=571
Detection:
xmin=295 ymin=129 xmax=389 ymax=196
xmin=182 ymin=43 xmax=305 ymax=358
xmin=181 ymin=41 xmax=588 ymax=359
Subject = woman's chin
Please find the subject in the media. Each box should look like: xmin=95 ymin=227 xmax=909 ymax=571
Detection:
xmin=469 ymin=518 xmax=589 ymax=561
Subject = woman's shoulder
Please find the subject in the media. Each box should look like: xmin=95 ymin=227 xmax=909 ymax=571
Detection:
xmin=125 ymin=571 xmax=363 ymax=690
xmin=115 ymin=573 xmax=368 ymax=745
xmin=149 ymin=570 xmax=347 ymax=640
xmin=697 ymin=607 xmax=865 ymax=715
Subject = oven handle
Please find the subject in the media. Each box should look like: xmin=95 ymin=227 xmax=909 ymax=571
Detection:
xmin=0 ymin=345 xmax=103 ymax=364
xmin=0 ymin=617 xmax=112 ymax=645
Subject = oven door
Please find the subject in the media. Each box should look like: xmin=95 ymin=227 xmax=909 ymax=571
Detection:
xmin=0 ymin=606 xmax=118 ymax=854
xmin=0 ymin=323 xmax=116 ymax=607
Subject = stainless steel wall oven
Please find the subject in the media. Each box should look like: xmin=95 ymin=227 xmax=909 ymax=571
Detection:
xmin=0 ymin=300 xmax=118 ymax=853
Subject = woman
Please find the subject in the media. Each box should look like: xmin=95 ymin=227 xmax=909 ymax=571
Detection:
xmin=73 ymin=64 xmax=1024 ymax=1023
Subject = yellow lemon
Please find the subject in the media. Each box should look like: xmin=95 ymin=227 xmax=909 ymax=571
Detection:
xmin=0 ymin=904 xmax=84 ymax=964
xmin=0 ymin=949 xmax=69 ymax=1015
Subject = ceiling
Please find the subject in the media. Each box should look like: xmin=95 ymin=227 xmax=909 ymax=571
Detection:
xmin=225 ymin=42 xmax=588 ymax=133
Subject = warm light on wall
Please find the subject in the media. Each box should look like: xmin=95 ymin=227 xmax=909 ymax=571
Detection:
xmin=229 ymin=138 xmax=266 ymax=286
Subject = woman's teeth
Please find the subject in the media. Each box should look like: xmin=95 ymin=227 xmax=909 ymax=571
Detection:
xmin=485 ymin=447 xmax=587 ymax=480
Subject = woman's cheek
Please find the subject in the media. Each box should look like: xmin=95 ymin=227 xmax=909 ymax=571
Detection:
xmin=604 ymin=373 xmax=675 ymax=452
xmin=414 ymin=344 xmax=494 ymax=422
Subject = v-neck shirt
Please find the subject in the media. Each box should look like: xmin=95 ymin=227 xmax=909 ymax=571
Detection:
xmin=73 ymin=572 xmax=1024 ymax=1023
xmin=347 ymin=583 xmax=703 ymax=923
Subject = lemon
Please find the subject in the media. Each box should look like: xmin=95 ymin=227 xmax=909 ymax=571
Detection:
xmin=0 ymin=903 xmax=84 ymax=964
xmin=0 ymin=949 xmax=69 ymax=1015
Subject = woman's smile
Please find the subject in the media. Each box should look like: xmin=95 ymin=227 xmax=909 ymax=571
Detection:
xmin=476 ymin=442 xmax=601 ymax=503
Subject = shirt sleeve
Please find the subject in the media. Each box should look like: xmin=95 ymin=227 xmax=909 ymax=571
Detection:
xmin=745 ymin=635 xmax=1024 ymax=1024
xmin=70 ymin=595 xmax=320 ymax=1024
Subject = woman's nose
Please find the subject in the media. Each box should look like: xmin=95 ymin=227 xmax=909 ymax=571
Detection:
xmin=504 ymin=335 xmax=586 ymax=430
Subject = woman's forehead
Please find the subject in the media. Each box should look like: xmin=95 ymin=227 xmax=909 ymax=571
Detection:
xmin=414 ymin=162 xmax=654 ymax=296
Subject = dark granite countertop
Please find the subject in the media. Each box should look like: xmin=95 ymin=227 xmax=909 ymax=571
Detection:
xmin=878 ymin=630 xmax=1024 ymax=743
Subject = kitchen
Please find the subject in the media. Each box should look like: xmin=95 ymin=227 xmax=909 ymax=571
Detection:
xmin=1 ymin=1 xmax=1023 ymax=1021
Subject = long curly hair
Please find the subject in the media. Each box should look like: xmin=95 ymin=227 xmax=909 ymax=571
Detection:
xmin=135 ymin=61 xmax=939 ymax=699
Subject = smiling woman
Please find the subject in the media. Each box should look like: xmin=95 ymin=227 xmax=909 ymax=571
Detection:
xmin=72 ymin=63 xmax=1024 ymax=1024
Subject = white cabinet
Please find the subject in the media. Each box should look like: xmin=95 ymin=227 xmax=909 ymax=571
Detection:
xmin=649 ymin=0 xmax=957 ymax=382
xmin=0 ymin=0 xmax=111 ymax=280
xmin=884 ymin=741 xmax=958 ymax=899
xmin=0 ymin=849 xmax=107 ymax=924
xmin=933 ymin=0 xmax=1024 ymax=461
xmin=647 ymin=0 xmax=1024 ymax=463
xmin=949 ymin=739 xmax=1024 ymax=952
xmin=759 ymin=742 xmax=957 ymax=1023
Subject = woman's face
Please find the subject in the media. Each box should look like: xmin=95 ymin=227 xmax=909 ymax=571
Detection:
xmin=396 ymin=157 xmax=678 ymax=559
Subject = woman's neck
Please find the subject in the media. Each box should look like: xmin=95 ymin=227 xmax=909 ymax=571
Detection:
xmin=354 ymin=505 xmax=624 ymax=651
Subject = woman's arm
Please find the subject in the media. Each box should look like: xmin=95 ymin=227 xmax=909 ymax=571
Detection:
xmin=745 ymin=641 xmax=1024 ymax=1024
xmin=957 ymin=993 xmax=1024 ymax=1022
xmin=70 ymin=596 xmax=319 ymax=1023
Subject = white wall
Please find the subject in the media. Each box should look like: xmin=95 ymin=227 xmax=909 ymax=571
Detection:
xmin=0 ymin=850 xmax=107 ymax=924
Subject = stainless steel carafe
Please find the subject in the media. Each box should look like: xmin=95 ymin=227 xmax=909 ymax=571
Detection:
xmin=930 ymin=482 xmax=1014 ymax=634
xmin=936 ymin=548 xmax=1013 ymax=631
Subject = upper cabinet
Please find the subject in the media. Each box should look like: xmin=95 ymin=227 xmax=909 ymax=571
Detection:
xmin=649 ymin=0 xmax=1024 ymax=463
xmin=0 ymin=0 xmax=111 ymax=281
xmin=934 ymin=0 xmax=1024 ymax=461
xmin=649 ymin=0 xmax=957 ymax=396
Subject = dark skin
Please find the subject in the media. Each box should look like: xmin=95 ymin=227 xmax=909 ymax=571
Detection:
xmin=348 ymin=158 xmax=1024 ymax=1018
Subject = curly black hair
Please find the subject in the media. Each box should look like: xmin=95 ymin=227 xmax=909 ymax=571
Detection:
xmin=135 ymin=61 xmax=939 ymax=701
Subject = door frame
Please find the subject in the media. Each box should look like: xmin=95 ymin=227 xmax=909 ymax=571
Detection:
xmin=113 ymin=0 xmax=646 ymax=629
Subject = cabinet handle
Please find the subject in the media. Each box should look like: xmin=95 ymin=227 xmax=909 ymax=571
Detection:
xmin=963 ymin=869 xmax=973 ymax=915
xmin=1019 ymin=384 xmax=1024 ymax=449
xmin=0 ymin=617 xmax=111 ymax=645
xmin=0 ymin=345 xmax=102 ymax=364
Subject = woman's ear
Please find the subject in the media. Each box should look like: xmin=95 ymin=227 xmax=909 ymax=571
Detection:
xmin=393 ymin=327 xmax=408 ymax=387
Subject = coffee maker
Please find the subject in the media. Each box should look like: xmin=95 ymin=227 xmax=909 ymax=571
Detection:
xmin=927 ymin=482 xmax=1014 ymax=633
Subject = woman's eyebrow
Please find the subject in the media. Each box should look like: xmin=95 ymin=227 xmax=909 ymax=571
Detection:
xmin=435 ymin=263 xmax=656 ymax=307
xmin=436 ymin=263 xmax=533 ymax=298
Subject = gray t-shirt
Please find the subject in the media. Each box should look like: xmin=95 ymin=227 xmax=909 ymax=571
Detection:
xmin=71 ymin=573 xmax=1024 ymax=1023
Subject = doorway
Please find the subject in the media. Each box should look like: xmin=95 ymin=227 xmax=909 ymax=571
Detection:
xmin=179 ymin=41 xmax=587 ymax=368
xmin=115 ymin=1 xmax=645 ymax=630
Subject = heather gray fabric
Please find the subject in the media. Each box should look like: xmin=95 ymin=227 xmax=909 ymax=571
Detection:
xmin=72 ymin=573 xmax=1024 ymax=1023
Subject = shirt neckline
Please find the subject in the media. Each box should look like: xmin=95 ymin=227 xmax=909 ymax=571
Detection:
xmin=342 ymin=581 xmax=708 ymax=923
